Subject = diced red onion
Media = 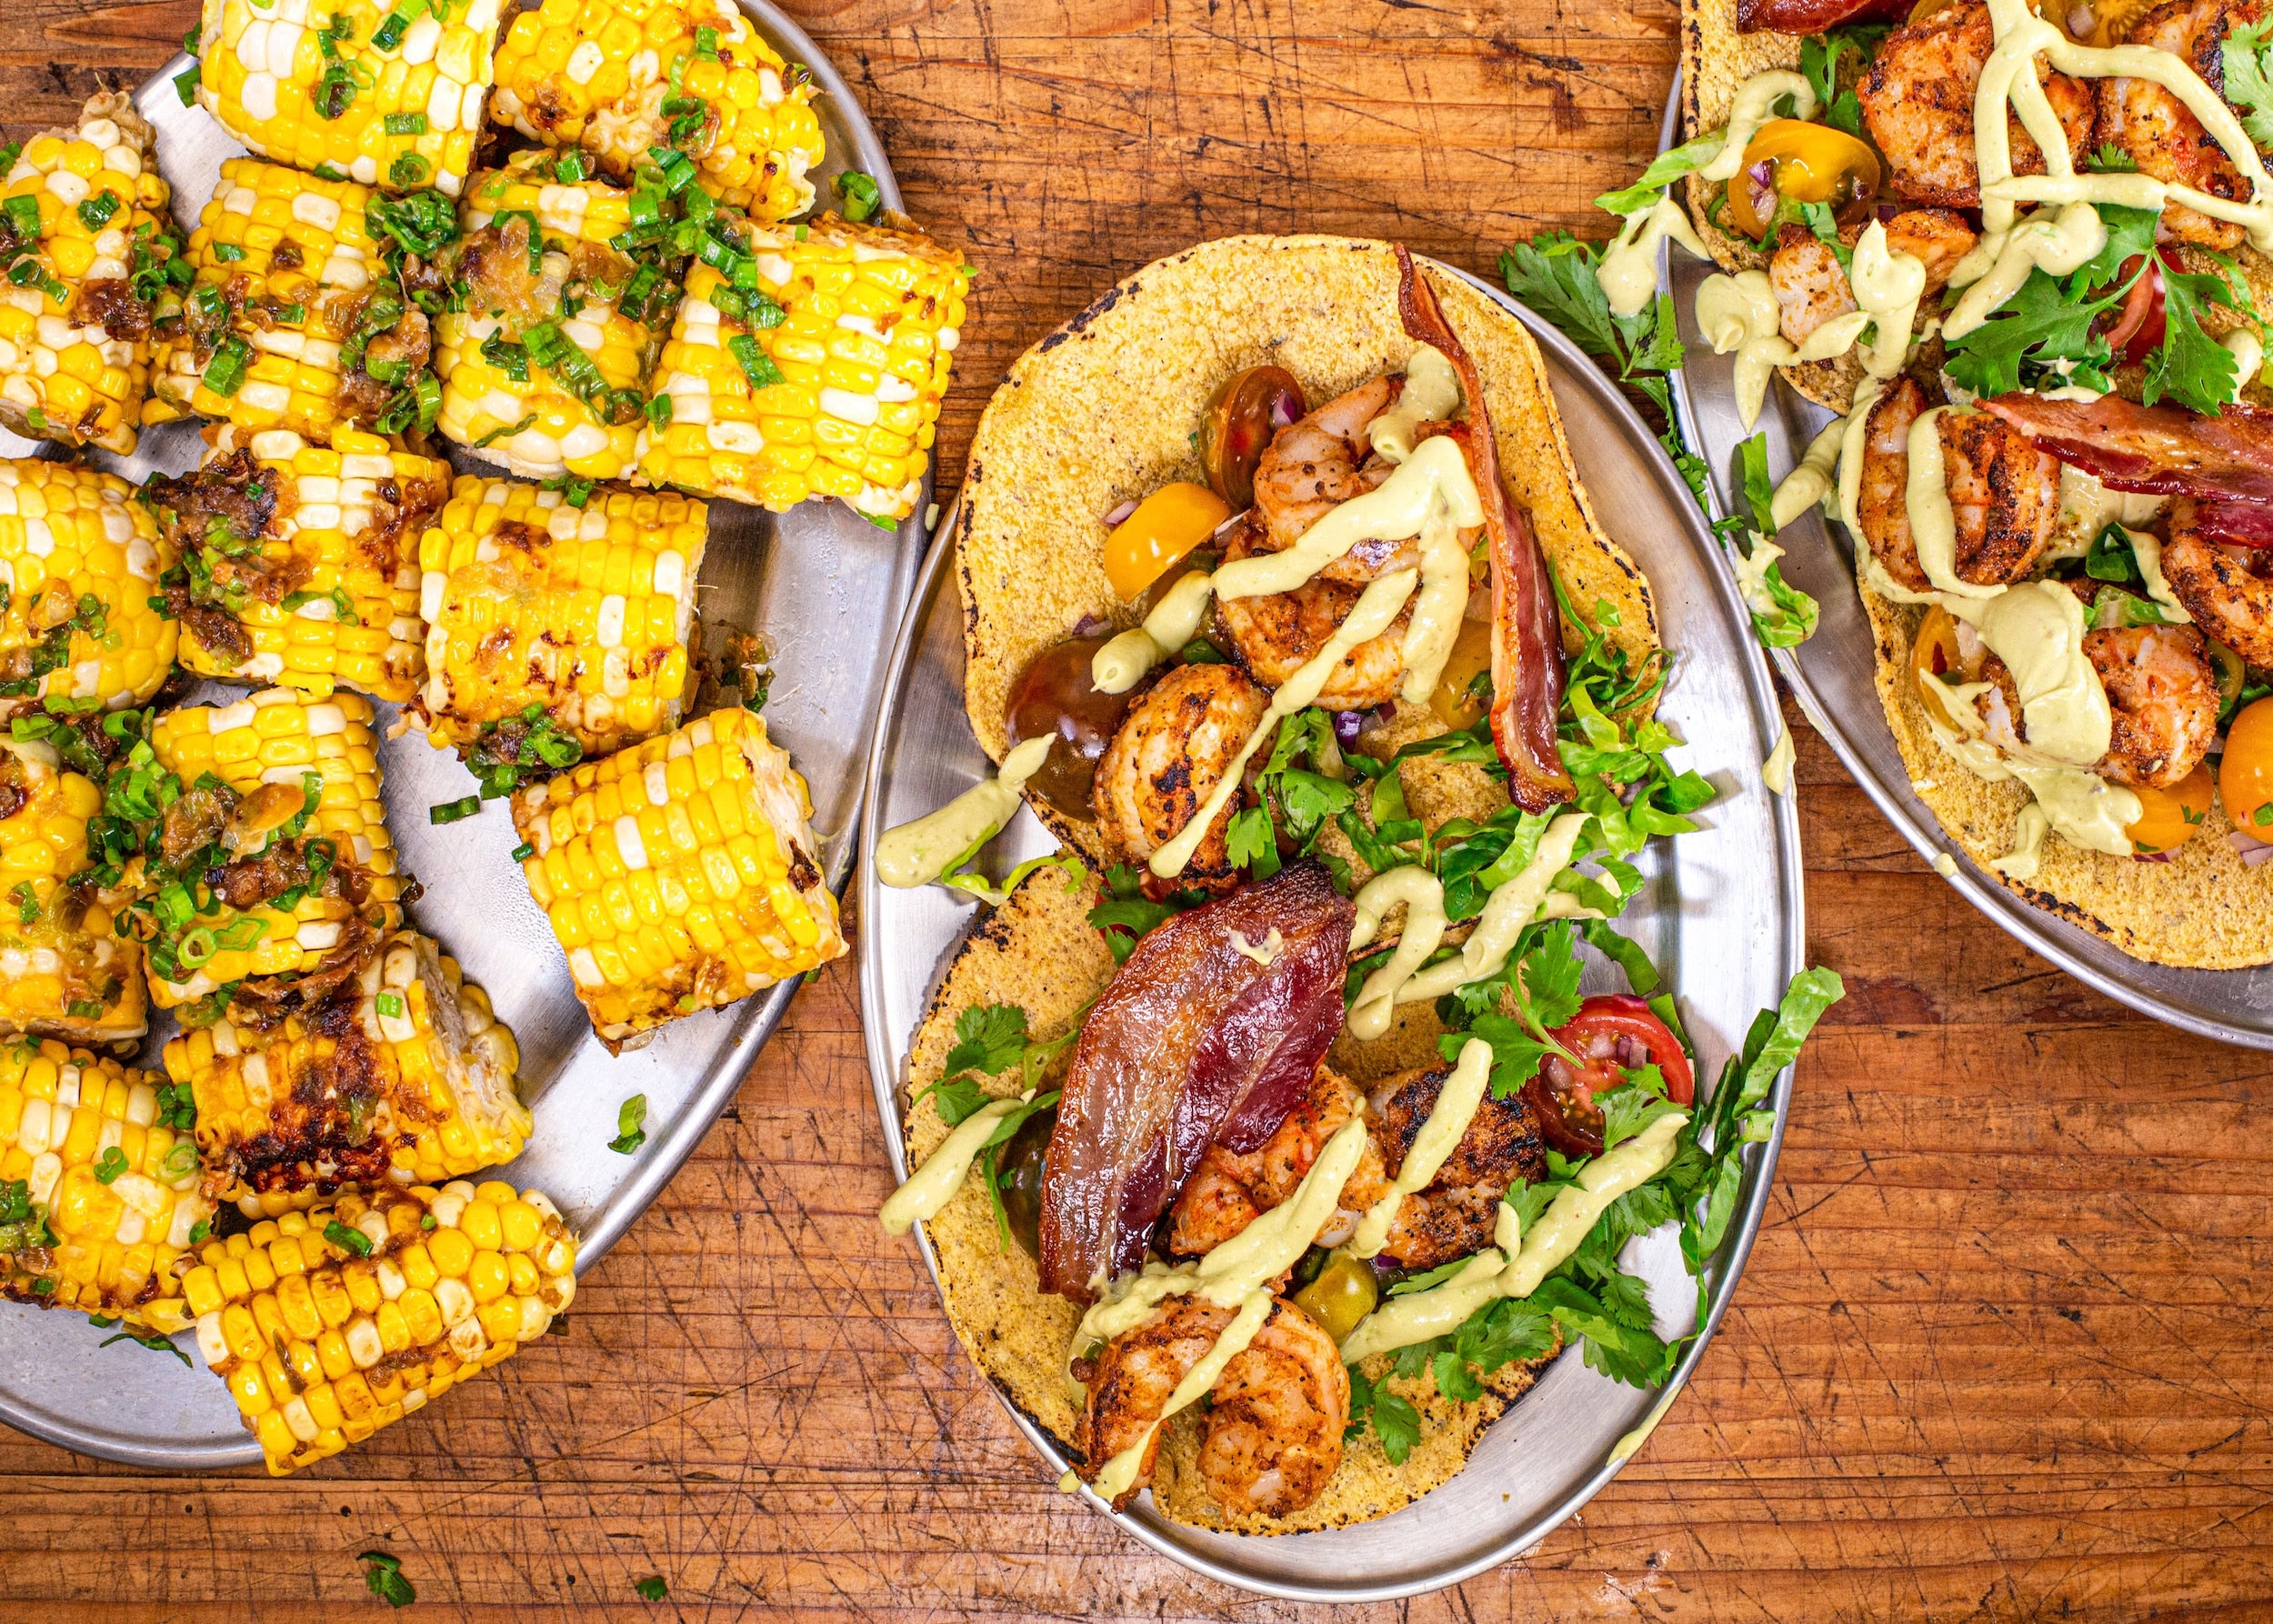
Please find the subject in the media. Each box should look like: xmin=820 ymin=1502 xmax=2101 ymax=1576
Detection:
xmin=2229 ymin=830 xmax=2273 ymax=867
xmin=1333 ymin=710 xmax=1364 ymax=746
xmin=1102 ymin=497 xmax=1137 ymax=527
xmin=2133 ymin=850 xmax=2172 ymax=864
xmin=1072 ymin=613 xmax=1106 ymax=637
xmin=1270 ymin=395 xmax=1299 ymax=430
xmin=1377 ymin=701 xmax=1396 ymax=722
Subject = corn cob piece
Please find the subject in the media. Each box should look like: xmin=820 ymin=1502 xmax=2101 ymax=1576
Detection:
xmin=416 ymin=476 xmax=704 ymax=776
xmin=147 ymin=158 xmax=444 ymax=444
xmin=432 ymin=151 xmax=679 ymax=480
xmin=0 ymin=1041 xmax=213 ymax=1331
xmin=190 ymin=0 xmax=504 ymax=198
xmin=511 ymin=707 xmax=844 ymax=1048
xmin=143 ymin=426 xmax=439 ymax=702
xmin=140 ymin=688 xmax=404 ymax=1009
xmin=0 ymin=461 xmax=177 ymax=717
xmin=635 ymin=212 xmax=966 ymax=522
xmin=166 ymin=930 xmax=528 ymax=1217
xmin=184 ymin=1178 xmax=576 ymax=1475
xmin=490 ymin=0 xmax=824 ymax=220
xmin=0 ymin=737 xmax=145 ymax=1046
xmin=0 ymin=93 xmax=182 ymax=455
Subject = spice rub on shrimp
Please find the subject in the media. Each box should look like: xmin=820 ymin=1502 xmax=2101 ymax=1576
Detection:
xmin=2098 ymin=0 xmax=2267 ymax=251
xmin=1364 ymin=1064 xmax=1549 ymax=1270
xmin=1857 ymin=376 xmax=2061 ymax=595
xmin=1858 ymin=0 xmax=2095 ymax=207
xmin=1091 ymin=661 xmax=1268 ymax=892
xmin=2088 ymin=623 xmax=2222 ymax=788
xmin=1250 ymin=375 xmax=1411 ymax=580
xmin=1767 ymin=210 xmax=1978 ymax=347
xmin=1213 ymin=515 xmax=1415 ymax=710
xmin=1075 ymin=1293 xmax=1349 ymax=1515
xmin=2164 ymin=497 xmax=2273 ymax=665
xmin=1166 ymin=1064 xmax=1388 ymax=1259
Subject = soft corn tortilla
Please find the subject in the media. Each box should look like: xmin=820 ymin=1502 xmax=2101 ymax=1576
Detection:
xmin=955 ymin=233 xmax=1658 ymax=866
xmin=1862 ymin=581 xmax=2273 ymax=967
xmin=904 ymin=863 xmax=1559 ymax=1537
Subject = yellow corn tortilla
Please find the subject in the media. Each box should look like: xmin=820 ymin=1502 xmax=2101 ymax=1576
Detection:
xmin=902 ymin=860 xmax=1560 ymax=1537
xmin=954 ymin=233 xmax=1658 ymax=867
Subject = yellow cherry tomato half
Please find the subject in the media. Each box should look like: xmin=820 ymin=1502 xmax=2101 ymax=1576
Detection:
xmin=2220 ymin=696 xmax=2273 ymax=838
xmin=2128 ymin=764 xmax=2215 ymax=855
xmin=1722 ymin=119 xmax=1883 ymax=240
xmin=1908 ymin=604 xmax=1974 ymax=735
xmin=1101 ymin=482 xmax=1232 ymax=601
xmin=1429 ymin=617 xmax=1497 ymax=730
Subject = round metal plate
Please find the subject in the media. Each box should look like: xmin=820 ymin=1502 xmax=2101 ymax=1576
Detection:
xmin=0 ymin=7 xmax=923 ymax=1469
xmin=858 ymin=259 xmax=1807 ymax=1600
xmin=1656 ymin=81 xmax=2273 ymax=1046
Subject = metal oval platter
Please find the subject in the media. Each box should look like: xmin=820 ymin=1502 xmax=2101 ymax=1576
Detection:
xmin=1657 ymin=82 xmax=2273 ymax=1047
xmin=859 ymin=263 xmax=1806 ymax=1600
xmin=0 ymin=5 xmax=921 ymax=1469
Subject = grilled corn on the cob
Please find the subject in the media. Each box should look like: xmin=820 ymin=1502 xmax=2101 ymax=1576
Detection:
xmin=0 ymin=461 xmax=177 ymax=715
xmin=184 ymin=1178 xmax=576 ymax=1475
xmin=490 ymin=0 xmax=824 ymax=219
xmin=511 ymin=707 xmax=843 ymax=1048
xmin=417 ymin=476 xmax=703 ymax=774
xmin=0 ymin=1042 xmax=212 ymax=1331
xmin=166 ymin=931 xmax=527 ymax=1216
xmin=190 ymin=0 xmax=504 ymax=197
xmin=0 ymin=737 xmax=145 ymax=1046
xmin=139 ymin=688 xmax=404 ymax=1009
xmin=148 ymin=158 xmax=442 ymax=444
xmin=433 ymin=151 xmax=677 ymax=480
xmin=0 ymin=93 xmax=181 ymax=455
xmin=144 ymin=426 xmax=438 ymax=702
xmin=635 ymin=212 xmax=965 ymax=521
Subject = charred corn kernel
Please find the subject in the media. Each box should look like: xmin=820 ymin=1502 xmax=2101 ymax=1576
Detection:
xmin=147 ymin=158 xmax=439 ymax=444
xmin=0 ymin=1039 xmax=211 ymax=1331
xmin=416 ymin=476 xmax=704 ymax=765
xmin=0 ymin=462 xmax=177 ymax=714
xmin=144 ymin=426 xmax=439 ymax=702
xmin=165 ymin=931 xmax=527 ymax=1213
xmin=0 ymin=94 xmax=177 ymax=456
xmin=635 ymin=213 xmax=966 ymax=522
xmin=433 ymin=151 xmax=677 ymax=480
xmin=511 ymin=707 xmax=845 ymax=1048
xmin=185 ymin=1181 xmax=575 ymax=1475
xmin=193 ymin=0 xmax=501 ymax=198
xmin=0 ymin=741 xmax=145 ymax=1045
xmin=144 ymin=688 xmax=403 ymax=1007
xmin=490 ymin=0 xmax=823 ymax=219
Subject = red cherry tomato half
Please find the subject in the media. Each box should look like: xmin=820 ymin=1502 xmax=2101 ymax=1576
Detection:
xmin=2099 ymin=253 xmax=2166 ymax=364
xmin=1549 ymin=993 xmax=1696 ymax=1106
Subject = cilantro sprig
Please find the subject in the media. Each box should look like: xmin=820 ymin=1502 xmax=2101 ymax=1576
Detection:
xmin=915 ymin=1002 xmax=1080 ymax=1251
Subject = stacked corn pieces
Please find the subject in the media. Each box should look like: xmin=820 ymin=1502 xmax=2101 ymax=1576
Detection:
xmin=0 ymin=93 xmax=178 ymax=455
xmin=144 ymin=688 xmax=403 ymax=1007
xmin=0 ymin=1042 xmax=211 ymax=1331
xmin=416 ymin=476 xmax=703 ymax=766
xmin=149 ymin=158 xmax=437 ymax=444
xmin=512 ymin=707 xmax=844 ymax=1048
xmin=144 ymin=426 xmax=438 ymax=702
xmin=490 ymin=0 xmax=824 ymax=220
xmin=184 ymin=1179 xmax=576 ymax=1474
xmin=0 ymin=461 xmax=178 ymax=716
xmin=636 ymin=213 xmax=966 ymax=522
xmin=192 ymin=0 xmax=505 ymax=197
xmin=0 ymin=738 xmax=145 ymax=1045
xmin=433 ymin=151 xmax=677 ymax=480
xmin=166 ymin=930 xmax=528 ymax=1216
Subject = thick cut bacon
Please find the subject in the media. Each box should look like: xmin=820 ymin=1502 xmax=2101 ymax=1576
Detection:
xmin=1737 ymin=0 xmax=1908 ymax=30
xmin=1393 ymin=246 xmax=1572 ymax=811
xmin=1979 ymin=392 xmax=2273 ymax=507
xmin=1037 ymin=862 xmax=1355 ymax=1303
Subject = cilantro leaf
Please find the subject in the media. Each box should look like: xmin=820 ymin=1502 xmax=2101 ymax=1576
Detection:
xmin=1500 ymin=232 xmax=1629 ymax=363
xmin=914 ymin=1073 xmax=993 ymax=1126
xmin=1346 ymin=1366 xmax=1424 ymax=1463
xmin=1944 ymin=268 xmax=2120 ymax=398
xmin=1599 ymin=1065 xmax=1677 ymax=1150
xmin=635 ymin=1576 xmax=668 ymax=1602
xmin=2226 ymin=17 xmax=2273 ymax=146
xmin=2146 ymin=260 xmax=2245 ymax=415
xmin=360 ymin=1552 xmax=416 ymax=1609
xmin=2076 ymin=202 xmax=2160 ymax=291
xmin=943 ymin=1003 xmax=1029 ymax=1078
xmin=1801 ymin=24 xmax=1887 ymax=135
xmin=1388 ymin=1257 xmax=1470 ymax=1297
xmin=1225 ymin=804 xmax=1280 ymax=879
xmin=1531 ymin=1275 xmax=1673 ymax=1388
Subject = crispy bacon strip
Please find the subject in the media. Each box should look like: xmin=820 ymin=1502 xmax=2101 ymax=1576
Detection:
xmin=1736 ymin=0 xmax=1908 ymax=32
xmin=1036 ymin=862 xmax=1355 ymax=1303
xmin=1979 ymin=391 xmax=2273 ymax=506
xmin=1394 ymin=246 xmax=1572 ymax=811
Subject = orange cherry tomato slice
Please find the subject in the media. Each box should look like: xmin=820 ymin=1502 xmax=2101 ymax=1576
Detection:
xmin=2128 ymin=764 xmax=2214 ymax=855
xmin=1908 ymin=604 xmax=1977 ymax=735
xmin=2220 ymin=696 xmax=2273 ymax=839
xmin=1428 ymin=617 xmax=1495 ymax=730
xmin=1722 ymin=119 xmax=1883 ymax=240
xmin=1100 ymin=482 xmax=1232 ymax=601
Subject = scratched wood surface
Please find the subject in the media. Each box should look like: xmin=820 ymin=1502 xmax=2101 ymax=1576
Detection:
xmin=2 ymin=1 xmax=2269 ymax=1619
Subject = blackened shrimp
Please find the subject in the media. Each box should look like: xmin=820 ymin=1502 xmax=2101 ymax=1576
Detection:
xmin=1250 ymin=375 xmax=1409 ymax=579
xmin=1091 ymin=661 xmax=1268 ymax=891
xmin=1857 ymin=376 xmax=2060 ymax=595
xmin=2088 ymin=623 xmax=2221 ymax=788
xmin=1165 ymin=1064 xmax=1389 ymax=1258
xmin=2163 ymin=498 xmax=2273 ymax=666
xmin=1214 ymin=516 xmax=1414 ymax=710
xmin=2098 ymin=0 xmax=2265 ymax=250
xmin=1767 ymin=210 xmax=1978 ymax=347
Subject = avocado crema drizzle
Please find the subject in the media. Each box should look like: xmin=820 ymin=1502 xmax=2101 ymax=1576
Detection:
xmin=1605 ymin=0 xmax=2273 ymax=872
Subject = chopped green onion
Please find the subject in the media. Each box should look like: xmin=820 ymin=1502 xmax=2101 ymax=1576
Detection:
xmin=726 ymin=333 xmax=784 ymax=388
xmin=389 ymin=155 xmax=430 ymax=187
xmin=76 ymin=191 xmax=120 ymax=231
xmin=93 ymin=1147 xmax=128 ymax=1185
xmin=324 ymin=1219 xmax=373 ymax=1258
xmin=211 ymin=241 xmax=245 ymax=262
xmin=174 ymin=65 xmax=202 ymax=105
xmin=554 ymin=150 xmax=588 ymax=183
xmin=371 ymin=8 xmax=409 ymax=49
xmin=383 ymin=112 xmax=426 ymax=135
xmin=312 ymin=163 xmax=348 ymax=183
xmin=834 ymin=170 xmax=882 ymax=223
xmin=473 ymin=411 xmax=536 ymax=447
xmin=694 ymin=25 xmax=718 ymax=57
xmin=375 ymin=991 xmax=403 ymax=1017
xmin=510 ymin=841 xmax=535 ymax=862
xmin=430 ymin=796 xmax=481 ymax=824
xmin=200 ymin=336 xmax=253 ymax=398
xmin=608 ymin=1093 xmax=648 ymax=1155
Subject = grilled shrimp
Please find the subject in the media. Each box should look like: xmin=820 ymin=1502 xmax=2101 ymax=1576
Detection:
xmin=1768 ymin=211 xmax=1979 ymax=347
xmin=1858 ymin=0 xmax=2095 ymax=207
xmin=2098 ymin=0 xmax=2266 ymax=250
xmin=2088 ymin=623 xmax=2221 ymax=787
xmin=2164 ymin=498 xmax=2273 ymax=664
xmin=1166 ymin=1064 xmax=1389 ymax=1258
xmin=1251 ymin=375 xmax=1411 ymax=580
xmin=1214 ymin=516 xmax=1414 ymax=710
xmin=1857 ymin=376 xmax=2061 ymax=595
xmin=1365 ymin=1065 xmax=1550 ymax=1270
xmin=1076 ymin=1293 xmax=1348 ymax=1515
xmin=1092 ymin=661 xmax=1268 ymax=891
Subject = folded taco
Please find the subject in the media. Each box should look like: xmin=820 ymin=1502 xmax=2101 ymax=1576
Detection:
xmin=871 ymin=236 xmax=1842 ymax=1535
